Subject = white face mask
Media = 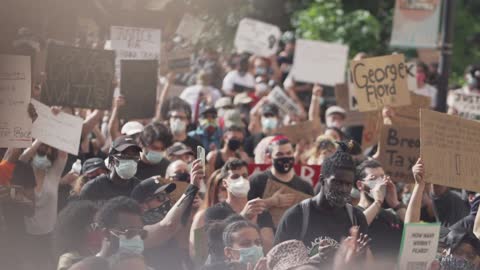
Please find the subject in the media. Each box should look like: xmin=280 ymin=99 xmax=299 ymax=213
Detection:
xmin=226 ymin=177 xmax=250 ymax=198
xmin=170 ymin=119 xmax=186 ymax=135
xmin=118 ymin=235 xmax=144 ymax=254
xmin=114 ymin=159 xmax=138 ymax=180
xmin=366 ymin=178 xmax=386 ymax=199
xmin=32 ymin=154 xmax=52 ymax=171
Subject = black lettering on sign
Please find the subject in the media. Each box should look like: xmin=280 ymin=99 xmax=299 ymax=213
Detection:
xmin=41 ymin=44 xmax=115 ymax=110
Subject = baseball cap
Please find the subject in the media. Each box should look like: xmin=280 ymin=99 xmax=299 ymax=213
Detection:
xmin=233 ymin=92 xmax=253 ymax=105
xmin=81 ymin=158 xmax=108 ymax=175
xmin=130 ymin=177 xmax=176 ymax=204
xmin=121 ymin=121 xmax=144 ymax=136
xmin=325 ymin=105 xmax=346 ymax=117
xmin=166 ymin=142 xmax=194 ymax=157
xmin=223 ymin=109 xmax=245 ymax=129
xmin=200 ymin=106 xmax=217 ymax=117
xmin=110 ymin=136 xmax=142 ymax=153
xmin=215 ymin=97 xmax=233 ymax=109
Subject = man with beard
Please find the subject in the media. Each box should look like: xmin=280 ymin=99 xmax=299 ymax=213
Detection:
xmin=274 ymin=142 xmax=368 ymax=257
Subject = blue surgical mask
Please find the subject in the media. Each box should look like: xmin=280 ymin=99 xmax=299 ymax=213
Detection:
xmin=114 ymin=159 xmax=137 ymax=180
xmin=118 ymin=235 xmax=144 ymax=254
xmin=145 ymin=150 xmax=164 ymax=164
xmin=32 ymin=154 xmax=52 ymax=171
xmin=170 ymin=119 xmax=186 ymax=135
xmin=261 ymin=117 xmax=278 ymax=130
xmin=237 ymin=245 xmax=264 ymax=265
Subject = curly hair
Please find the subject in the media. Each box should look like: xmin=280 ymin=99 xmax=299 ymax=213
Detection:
xmin=320 ymin=141 xmax=356 ymax=181
xmin=356 ymin=159 xmax=383 ymax=181
xmin=95 ymin=196 xmax=142 ymax=229
xmin=223 ymin=219 xmax=260 ymax=248
xmin=139 ymin=121 xmax=173 ymax=149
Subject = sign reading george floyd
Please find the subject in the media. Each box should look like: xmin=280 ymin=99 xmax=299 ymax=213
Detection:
xmin=234 ymin=18 xmax=281 ymax=57
xmin=41 ymin=44 xmax=115 ymax=110
xmin=350 ymin=54 xmax=411 ymax=112
xmin=420 ymin=109 xmax=480 ymax=192
xmin=120 ymin=60 xmax=158 ymax=120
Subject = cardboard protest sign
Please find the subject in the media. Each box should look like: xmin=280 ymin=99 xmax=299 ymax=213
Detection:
xmin=406 ymin=62 xmax=417 ymax=91
xmin=0 ymin=55 xmax=32 ymax=148
xmin=334 ymin=83 xmax=349 ymax=109
xmin=268 ymin=87 xmax=302 ymax=116
xmin=417 ymin=49 xmax=440 ymax=65
xmin=248 ymin=164 xmax=322 ymax=187
xmin=447 ymin=91 xmax=480 ymax=121
xmin=31 ymin=99 xmax=83 ymax=155
xmin=421 ymin=109 xmax=480 ymax=192
xmin=154 ymin=177 xmax=189 ymax=203
xmin=275 ymin=121 xmax=323 ymax=145
xmin=119 ymin=60 xmax=158 ymax=119
xmin=291 ymin=39 xmax=349 ymax=86
xmin=110 ymin=26 xmax=161 ymax=76
xmin=234 ymin=18 xmax=281 ymax=57
xmin=347 ymin=71 xmax=359 ymax=111
xmin=398 ymin=223 xmax=440 ymax=270
xmin=350 ymin=54 xmax=411 ymax=112
xmin=390 ymin=0 xmax=441 ymax=48
xmin=393 ymin=93 xmax=431 ymax=126
xmin=41 ymin=44 xmax=115 ymax=110
xmin=379 ymin=124 xmax=420 ymax=182
xmin=361 ymin=111 xmax=382 ymax=150
xmin=176 ymin=14 xmax=205 ymax=44
xmin=335 ymin=83 xmax=365 ymax=127
xmin=263 ymin=180 xmax=312 ymax=226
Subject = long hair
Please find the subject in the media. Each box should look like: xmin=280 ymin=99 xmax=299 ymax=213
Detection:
xmin=202 ymin=169 xmax=224 ymax=210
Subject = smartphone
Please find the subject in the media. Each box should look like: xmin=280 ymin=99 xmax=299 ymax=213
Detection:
xmin=197 ymin=146 xmax=206 ymax=171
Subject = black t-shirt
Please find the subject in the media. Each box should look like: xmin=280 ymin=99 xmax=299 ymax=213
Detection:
xmin=205 ymin=202 xmax=275 ymax=230
xmin=183 ymin=136 xmax=203 ymax=156
xmin=357 ymin=206 xmax=403 ymax=260
xmin=144 ymin=239 xmax=190 ymax=270
xmin=135 ymin=159 xmax=170 ymax=180
xmin=432 ymin=190 xmax=470 ymax=227
xmin=244 ymin=133 xmax=265 ymax=158
xmin=274 ymin=198 xmax=368 ymax=255
xmin=248 ymin=171 xmax=314 ymax=201
xmin=79 ymin=174 xmax=140 ymax=202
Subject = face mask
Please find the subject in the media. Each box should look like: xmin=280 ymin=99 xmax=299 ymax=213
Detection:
xmin=236 ymin=245 xmax=264 ymax=265
xmin=402 ymin=192 xmax=412 ymax=205
xmin=145 ymin=150 xmax=164 ymax=164
xmin=350 ymin=188 xmax=360 ymax=200
xmin=273 ymin=157 xmax=294 ymax=174
xmin=226 ymin=177 xmax=250 ymax=198
xmin=200 ymin=119 xmax=218 ymax=134
xmin=118 ymin=235 xmax=144 ymax=254
xmin=365 ymin=178 xmax=386 ymax=200
xmin=170 ymin=119 xmax=186 ymax=135
xmin=32 ymin=154 xmax=52 ymax=170
xmin=174 ymin=172 xmax=190 ymax=182
xmin=325 ymin=184 xmax=351 ymax=208
xmin=261 ymin=117 xmax=278 ymax=130
xmin=416 ymin=72 xmax=426 ymax=85
xmin=255 ymin=67 xmax=268 ymax=76
xmin=114 ymin=159 xmax=137 ymax=180
xmin=142 ymin=200 xmax=172 ymax=225
xmin=227 ymin=139 xmax=242 ymax=151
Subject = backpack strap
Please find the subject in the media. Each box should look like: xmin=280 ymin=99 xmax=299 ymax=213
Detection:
xmin=345 ymin=203 xmax=357 ymax=226
xmin=300 ymin=198 xmax=311 ymax=240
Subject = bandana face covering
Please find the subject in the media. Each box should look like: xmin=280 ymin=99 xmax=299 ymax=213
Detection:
xmin=142 ymin=200 xmax=173 ymax=225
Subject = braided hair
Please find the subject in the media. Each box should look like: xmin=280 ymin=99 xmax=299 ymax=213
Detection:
xmin=320 ymin=141 xmax=356 ymax=183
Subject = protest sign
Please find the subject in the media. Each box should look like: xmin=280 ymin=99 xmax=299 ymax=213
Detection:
xmin=393 ymin=93 xmax=431 ymax=126
xmin=390 ymin=0 xmax=441 ymax=48
xmin=263 ymin=180 xmax=312 ymax=226
xmin=0 ymin=55 xmax=32 ymax=148
xmin=275 ymin=121 xmax=323 ymax=145
xmin=268 ymin=86 xmax=302 ymax=116
xmin=417 ymin=49 xmax=441 ymax=65
xmin=335 ymin=83 xmax=365 ymax=126
xmin=291 ymin=39 xmax=349 ymax=86
xmin=398 ymin=223 xmax=440 ymax=270
xmin=166 ymin=47 xmax=193 ymax=74
xmin=234 ymin=18 xmax=281 ymax=57
xmin=154 ymin=177 xmax=189 ymax=204
xmin=334 ymin=83 xmax=349 ymax=109
xmin=420 ymin=109 xmax=480 ymax=192
xmin=406 ymin=62 xmax=417 ymax=91
xmin=248 ymin=164 xmax=322 ymax=187
xmin=379 ymin=124 xmax=420 ymax=182
xmin=176 ymin=14 xmax=205 ymax=44
xmin=31 ymin=99 xmax=83 ymax=155
xmin=110 ymin=26 xmax=161 ymax=76
xmin=362 ymin=111 xmax=382 ymax=150
xmin=447 ymin=91 xmax=480 ymax=121
xmin=41 ymin=44 xmax=115 ymax=110
xmin=350 ymin=54 xmax=411 ymax=112
xmin=347 ymin=71 xmax=359 ymax=111
xmin=119 ymin=60 xmax=158 ymax=119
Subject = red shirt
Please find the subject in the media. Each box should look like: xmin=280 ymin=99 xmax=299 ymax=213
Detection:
xmin=0 ymin=160 xmax=16 ymax=186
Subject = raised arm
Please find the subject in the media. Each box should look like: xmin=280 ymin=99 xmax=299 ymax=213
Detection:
xmin=19 ymin=139 xmax=42 ymax=162
xmin=108 ymin=96 xmax=125 ymax=141
xmin=154 ymin=72 xmax=175 ymax=122
xmin=82 ymin=110 xmax=104 ymax=138
xmin=405 ymin=158 xmax=425 ymax=223
xmin=309 ymin=84 xmax=323 ymax=122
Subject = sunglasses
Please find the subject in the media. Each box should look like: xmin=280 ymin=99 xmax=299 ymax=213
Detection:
xmin=148 ymin=193 xmax=169 ymax=204
xmin=110 ymin=227 xmax=148 ymax=240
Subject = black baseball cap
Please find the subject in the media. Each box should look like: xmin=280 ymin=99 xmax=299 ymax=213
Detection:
xmin=200 ymin=106 xmax=217 ymax=117
xmin=110 ymin=136 xmax=141 ymax=153
xmin=130 ymin=177 xmax=176 ymax=204
xmin=166 ymin=142 xmax=194 ymax=157
xmin=81 ymin=158 xmax=108 ymax=175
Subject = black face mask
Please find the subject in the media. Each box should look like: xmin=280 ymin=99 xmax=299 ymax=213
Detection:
xmin=227 ymin=139 xmax=242 ymax=151
xmin=325 ymin=187 xmax=351 ymax=208
xmin=273 ymin=157 xmax=295 ymax=174
xmin=174 ymin=172 xmax=190 ymax=182
xmin=142 ymin=201 xmax=172 ymax=225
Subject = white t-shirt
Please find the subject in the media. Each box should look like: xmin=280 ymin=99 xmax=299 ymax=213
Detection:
xmin=180 ymin=85 xmax=222 ymax=116
xmin=413 ymin=83 xmax=438 ymax=108
xmin=222 ymin=70 xmax=256 ymax=95
xmin=25 ymin=154 xmax=67 ymax=235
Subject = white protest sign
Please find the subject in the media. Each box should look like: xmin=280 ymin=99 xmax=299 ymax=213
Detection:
xmin=234 ymin=18 xmax=281 ymax=57
xmin=110 ymin=26 xmax=161 ymax=76
xmin=176 ymin=14 xmax=205 ymax=44
xmin=406 ymin=62 xmax=418 ymax=91
xmin=447 ymin=91 xmax=480 ymax=121
xmin=0 ymin=55 xmax=32 ymax=148
xmin=291 ymin=39 xmax=349 ymax=86
xmin=268 ymin=87 xmax=302 ymax=116
xmin=31 ymin=99 xmax=83 ymax=155
xmin=399 ymin=223 xmax=440 ymax=270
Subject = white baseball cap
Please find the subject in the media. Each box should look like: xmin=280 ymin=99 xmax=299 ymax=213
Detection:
xmin=121 ymin=121 xmax=144 ymax=136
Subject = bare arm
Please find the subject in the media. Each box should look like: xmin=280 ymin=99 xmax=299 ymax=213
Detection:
xmin=108 ymin=96 xmax=125 ymax=141
xmin=309 ymin=85 xmax=323 ymax=122
xmin=269 ymin=55 xmax=282 ymax=83
xmin=260 ymin=228 xmax=274 ymax=253
xmin=405 ymin=158 xmax=425 ymax=223
xmin=19 ymin=139 xmax=42 ymax=162
xmin=189 ymin=209 xmax=206 ymax=260
xmin=3 ymin=148 xmax=24 ymax=163
xmin=82 ymin=110 xmax=104 ymax=138
xmin=91 ymin=126 xmax=106 ymax=149
xmin=154 ymin=73 xmax=175 ymax=122
xmin=248 ymin=97 xmax=268 ymax=134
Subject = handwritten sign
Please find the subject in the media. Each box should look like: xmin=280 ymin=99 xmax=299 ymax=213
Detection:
xmin=447 ymin=91 xmax=480 ymax=121
xmin=248 ymin=164 xmax=321 ymax=187
xmin=110 ymin=26 xmax=161 ymax=76
xmin=31 ymin=99 xmax=83 ymax=155
xmin=420 ymin=109 xmax=480 ymax=192
xmin=393 ymin=93 xmax=431 ymax=126
xmin=291 ymin=39 xmax=349 ymax=86
xmin=361 ymin=111 xmax=382 ymax=150
xmin=268 ymin=86 xmax=302 ymax=116
xmin=234 ymin=18 xmax=281 ymax=57
xmin=350 ymin=54 xmax=411 ymax=112
xmin=390 ymin=0 xmax=441 ymax=48
xmin=263 ymin=179 xmax=312 ymax=226
xmin=0 ymin=55 xmax=32 ymax=148
xmin=176 ymin=14 xmax=205 ymax=44
xmin=399 ymin=223 xmax=440 ymax=270
xmin=119 ymin=60 xmax=158 ymax=120
xmin=379 ymin=124 xmax=420 ymax=182
xmin=275 ymin=121 xmax=323 ymax=145
xmin=406 ymin=62 xmax=417 ymax=91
